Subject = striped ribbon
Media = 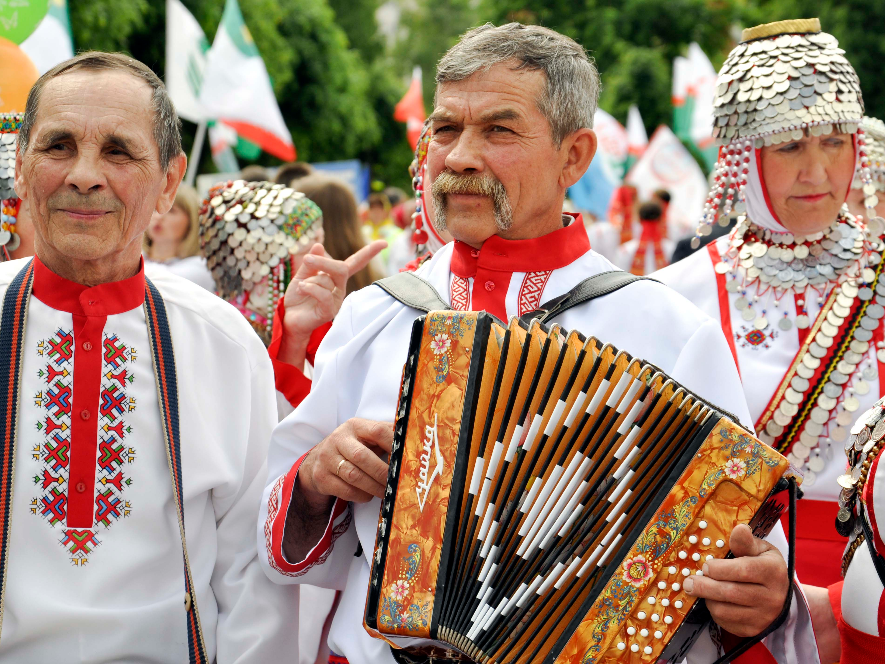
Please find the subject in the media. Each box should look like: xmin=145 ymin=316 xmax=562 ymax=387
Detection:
xmin=0 ymin=260 xmax=207 ymax=663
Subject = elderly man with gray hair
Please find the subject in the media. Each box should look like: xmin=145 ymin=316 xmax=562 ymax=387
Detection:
xmin=260 ymin=23 xmax=818 ymax=664
xmin=0 ymin=52 xmax=300 ymax=661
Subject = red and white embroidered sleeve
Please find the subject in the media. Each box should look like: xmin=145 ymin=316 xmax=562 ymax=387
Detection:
xmin=263 ymin=451 xmax=352 ymax=577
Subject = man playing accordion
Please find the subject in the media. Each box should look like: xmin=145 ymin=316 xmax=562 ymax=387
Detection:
xmin=259 ymin=22 xmax=818 ymax=664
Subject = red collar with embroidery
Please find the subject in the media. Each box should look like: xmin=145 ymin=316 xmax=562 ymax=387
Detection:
xmin=31 ymin=256 xmax=146 ymax=316
xmin=450 ymin=212 xmax=590 ymax=278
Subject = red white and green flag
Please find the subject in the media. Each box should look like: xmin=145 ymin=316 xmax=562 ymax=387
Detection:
xmin=672 ymin=42 xmax=718 ymax=169
xmin=199 ymin=0 xmax=295 ymax=161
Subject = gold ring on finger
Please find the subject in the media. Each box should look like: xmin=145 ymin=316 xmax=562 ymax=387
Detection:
xmin=336 ymin=458 xmax=347 ymax=478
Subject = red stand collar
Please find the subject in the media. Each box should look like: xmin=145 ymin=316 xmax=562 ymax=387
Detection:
xmin=451 ymin=213 xmax=590 ymax=278
xmin=32 ymin=256 xmax=146 ymax=316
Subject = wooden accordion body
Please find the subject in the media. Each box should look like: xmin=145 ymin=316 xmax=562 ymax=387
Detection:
xmin=365 ymin=312 xmax=798 ymax=664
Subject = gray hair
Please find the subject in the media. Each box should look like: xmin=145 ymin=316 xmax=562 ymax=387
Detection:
xmin=436 ymin=23 xmax=600 ymax=146
xmin=18 ymin=51 xmax=182 ymax=171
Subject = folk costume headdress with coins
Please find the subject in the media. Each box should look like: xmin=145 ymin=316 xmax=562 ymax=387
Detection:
xmin=199 ymin=180 xmax=323 ymax=345
xmin=696 ymin=19 xmax=885 ymax=469
xmin=0 ymin=113 xmax=24 ymax=260
xmin=853 ymin=116 xmax=885 ymax=195
xmin=409 ymin=120 xmax=448 ymax=257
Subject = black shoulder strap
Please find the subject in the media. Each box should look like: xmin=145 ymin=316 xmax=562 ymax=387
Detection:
xmin=862 ymin=507 xmax=885 ymax=588
xmin=376 ymin=270 xmax=657 ymax=320
xmin=521 ymin=270 xmax=659 ymax=324
xmin=375 ymin=272 xmax=451 ymax=313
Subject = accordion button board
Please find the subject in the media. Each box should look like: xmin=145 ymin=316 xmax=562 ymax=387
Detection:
xmin=365 ymin=311 xmax=799 ymax=664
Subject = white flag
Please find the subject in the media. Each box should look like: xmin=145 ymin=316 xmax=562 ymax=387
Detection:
xmin=198 ymin=0 xmax=295 ymax=161
xmin=685 ymin=43 xmax=717 ymax=151
xmin=165 ymin=0 xmax=210 ymax=123
xmin=626 ymin=105 xmax=648 ymax=157
xmin=625 ymin=126 xmax=708 ymax=242
xmin=20 ymin=0 xmax=74 ymax=75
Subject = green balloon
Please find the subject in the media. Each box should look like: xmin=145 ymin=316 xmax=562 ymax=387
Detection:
xmin=0 ymin=0 xmax=49 ymax=45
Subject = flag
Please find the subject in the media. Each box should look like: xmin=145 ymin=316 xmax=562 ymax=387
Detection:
xmin=199 ymin=0 xmax=295 ymax=161
xmin=209 ymin=121 xmax=240 ymax=173
xmin=568 ymin=110 xmax=627 ymax=218
xmin=672 ymin=43 xmax=718 ymax=169
xmin=625 ymin=126 xmax=708 ymax=242
xmin=165 ymin=0 xmax=210 ymax=123
xmin=394 ymin=66 xmax=426 ymax=149
xmin=19 ymin=0 xmax=73 ymax=74
xmin=625 ymin=105 xmax=648 ymax=172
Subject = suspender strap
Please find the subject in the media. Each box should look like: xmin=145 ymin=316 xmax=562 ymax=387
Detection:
xmin=0 ymin=262 xmax=206 ymax=663
xmin=861 ymin=507 xmax=885 ymax=588
xmin=0 ymin=259 xmax=34 ymax=635
xmin=144 ymin=278 xmax=208 ymax=664
xmin=375 ymin=270 xmax=656 ymax=321
xmin=521 ymin=270 xmax=658 ymax=324
xmin=375 ymin=272 xmax=451 ymax=313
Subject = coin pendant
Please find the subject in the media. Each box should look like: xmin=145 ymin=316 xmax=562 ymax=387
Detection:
xmin=878 ymin=349 xmax=885 ymax=363
xmin=742 ymin=308 xmax=756 ymax=321
xmin=808 ymin=455 xmax=826 ymax=473
xmin=855 ymin=380 xmax=871 ymax=395
xmin=754 ymin=316 xmax=768 ymax=330
xmin=795 ymin=314 xmax=810 ymax=329
xmin=779 ymin=317 xmax=793 ymax=331
xmin=831 ymin=426 xmax=848 ymax=442
xmin=838 ymin=410 xmax=855 ymax=426
xmin=844 ymin=396 xmax=860 ymax=412
xmin=874 ymin=419 xmax=885 ymax=441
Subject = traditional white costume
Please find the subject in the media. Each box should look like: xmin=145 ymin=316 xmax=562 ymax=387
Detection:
xmin=656 ymin=19 xmax=883 ymax=588
xmin=260 ymin=216 xmax=818 ymax=664
xmin=0 ymin=256 xmax=300 ymax=662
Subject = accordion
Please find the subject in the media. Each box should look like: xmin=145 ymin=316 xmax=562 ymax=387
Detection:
xmin=366 ymin=312 xmax=798 ymax=664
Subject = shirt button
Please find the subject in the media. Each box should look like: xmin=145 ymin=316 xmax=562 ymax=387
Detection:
xmin=80 ymin=409 xmax=91 ymax=420
xmin=75 ymin=482 xmax=87 ymax=493
xmin=82 ymin=341 xmax=93 ymax=351
xmin=484 ymin=281 xmax=495 ymax=291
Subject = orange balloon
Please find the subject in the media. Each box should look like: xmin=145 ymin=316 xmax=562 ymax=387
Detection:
xmin=0 ymin=37 xmax=39 ymax=113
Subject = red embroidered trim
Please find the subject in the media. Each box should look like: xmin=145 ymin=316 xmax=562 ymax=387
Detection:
xmin=706 ymin=243 xmax=740 ymax=376
xmin=265 ymin=452 xmax=352 ymax=577
xmin=450 ymin=276 xmax=470 ymax=311
xmin=517 ymin=271 xmax=552 ymax=316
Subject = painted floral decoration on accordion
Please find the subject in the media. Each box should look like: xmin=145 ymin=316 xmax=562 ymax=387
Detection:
xmin=580 ymin=425 xmax=783 ymax=664
xmin=427 ymin=313 xmax=475 ymax=384
xmin=379 ymin=543 xmax=430 ymax=632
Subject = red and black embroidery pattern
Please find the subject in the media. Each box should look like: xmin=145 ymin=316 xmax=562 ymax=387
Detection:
xmin=31 ymin=329 xmax=137 ymax=565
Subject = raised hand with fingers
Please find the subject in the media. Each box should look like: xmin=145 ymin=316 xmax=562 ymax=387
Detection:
xmin=278 ymin=240 xmax=387 ymax=367
xmin=683 ymin=524 xmax=791 ymax=638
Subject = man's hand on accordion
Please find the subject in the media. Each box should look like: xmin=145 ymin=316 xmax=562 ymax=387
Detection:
xmin=682 ymin=523 xmax=790 ymax=638
xmin=284 ymin=418 xmax=394 ymax=563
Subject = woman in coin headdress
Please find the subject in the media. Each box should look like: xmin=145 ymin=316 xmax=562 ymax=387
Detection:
xmin=199 ymin=180 xmax=325 ymax=347
xmin=655 ymin=18 xmax=884 ymax=590
xmin=0 ymin=113 xmax=35 ymax=260
xmin=847 ymin=116 xmax=885 ymax=220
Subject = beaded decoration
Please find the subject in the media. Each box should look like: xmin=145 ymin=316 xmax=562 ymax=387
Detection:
xmin=199 ymin=180 xmax=323 ymax=344
xmin=853 ymin=117 xmax=885 ymax=194
xmin=0 ymin=112 xmax=24 ymax=260
xmin=692 ymin=19 xmax=877 ymax=247
xmin=409 ymin=121 xmax=433 ymax=249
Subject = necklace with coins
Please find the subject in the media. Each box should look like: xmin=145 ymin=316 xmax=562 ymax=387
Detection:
xmin=712 ymin=211 xmax=885 ymax=483
xmin=837 ymin=399 xmax=885 ymax=572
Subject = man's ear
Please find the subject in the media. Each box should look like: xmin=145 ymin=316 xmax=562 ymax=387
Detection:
xmin=156 ymin=152 xmax=187 ymax=214
xmin=559 ymin=128 xmax=597 ymax=190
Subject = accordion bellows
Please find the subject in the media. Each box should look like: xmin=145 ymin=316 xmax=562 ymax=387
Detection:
xmin=366 ymin=312 xmax=797 ymax=663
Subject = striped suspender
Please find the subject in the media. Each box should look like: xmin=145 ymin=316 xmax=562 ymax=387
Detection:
xmin=0 ymin=260 xmax=34 ymax=637
xmin=144 ymin=277 xmax=208 ymax=663
xmin=0 ymin=262 xmax=207 ymax=663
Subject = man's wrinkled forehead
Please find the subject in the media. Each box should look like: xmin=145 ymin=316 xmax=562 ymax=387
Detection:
xmin=431 ymin=65 xmax=546 ymax=126
xmin=30 ymin=70 xmax=156 ymax=154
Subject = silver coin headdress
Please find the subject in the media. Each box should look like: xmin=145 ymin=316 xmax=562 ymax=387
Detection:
xmin=199 ymin=179 xmax=323 ymax=338
xmin=854 ymin=117 xmax=885 ymax=193
xmin=0 ymin=112 xmax=23 ymax=260
xmin=693 ymin=18 xmax=874 ymax=246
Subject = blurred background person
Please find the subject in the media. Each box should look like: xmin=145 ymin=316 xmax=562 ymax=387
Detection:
xmin=240 ymin=163 xmax=270 ymax=182
xmin=614 ymin=200 xmax=673 ymax=275
xmin=275 ymin=161 xmax=315 ymax=188
xmin=651 ymin=188 xmax=671 ymax=226
xmin=608 ymin=183 xmax=638 ymax=244
xmin=143 ymin=182 xmax=215 ymax=291
xmin=296 ymin=174 xmax=383 ymax=295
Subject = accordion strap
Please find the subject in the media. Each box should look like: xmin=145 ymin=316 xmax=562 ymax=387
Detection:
xmin=375 ymin=269 xmax=656 ymax=321
xmin=861 ymin=506 xmax=885 ymax=587
xmin=522 ymin=270 xmax=657 ymax=324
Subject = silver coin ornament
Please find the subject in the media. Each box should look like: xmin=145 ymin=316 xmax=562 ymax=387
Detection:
xmin=199 ymin=179 xmax=324 ymax=307
xmin=0 ymin=113 xmax=23 ymax=255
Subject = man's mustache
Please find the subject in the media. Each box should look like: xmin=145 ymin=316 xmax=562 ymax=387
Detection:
xmin=431 ymin=171 xmax=506 ymax=198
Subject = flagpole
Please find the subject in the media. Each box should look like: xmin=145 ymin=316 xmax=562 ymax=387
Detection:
xmin=185 ymin=119 xmax=208 ymax=186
